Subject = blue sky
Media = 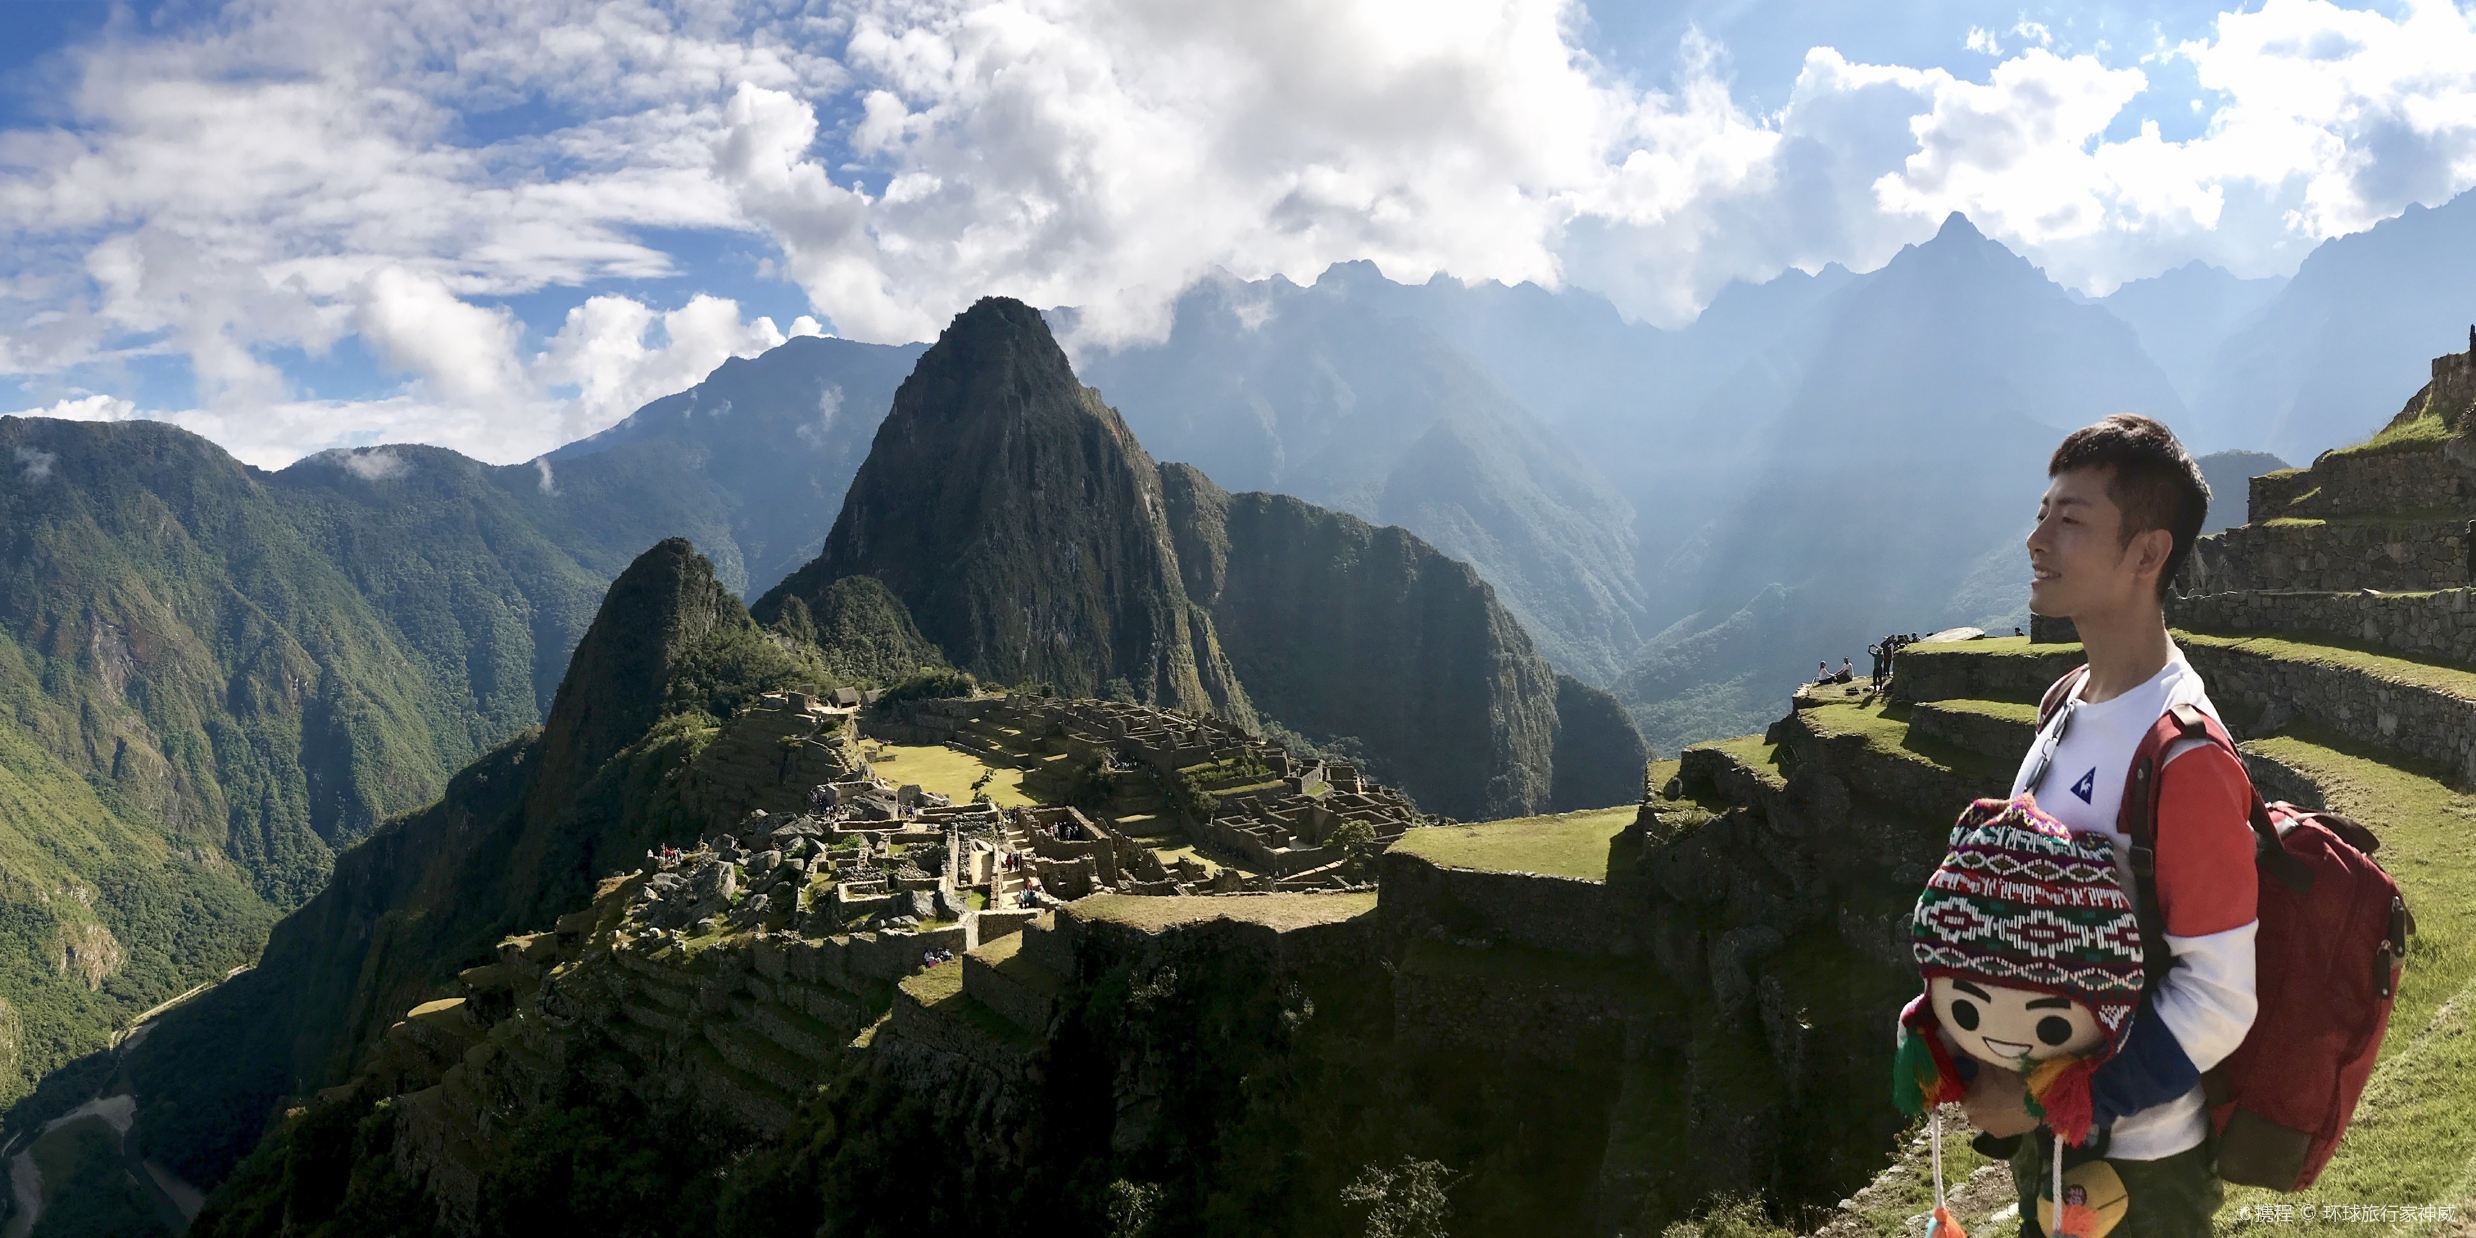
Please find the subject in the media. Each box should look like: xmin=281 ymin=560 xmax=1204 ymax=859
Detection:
xmin=3 ymin=0 xmax=2472 ymax=466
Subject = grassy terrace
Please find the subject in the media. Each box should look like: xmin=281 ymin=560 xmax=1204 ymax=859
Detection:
xmin=2222 ymin=728 xmax=2476 ymax=1230
xmin=2178 ymin=629 xmax=2476 ymax=690
xmin=1386 ymin=804 xmax=1639 ymax=881
xmin=1074 ymin=890 xmax=1378 ymax=933
xmin=2324 ymin=408 xmax=2457 ymax=459
xmin=1899 ymin=630 xmax=2476 ymax=697
xmin=1793 ymin=697 xmax=2009 ymax=783
xmin=1700 ymin=731 xmax=1788 ymax=791
xmin=867 ymin=741 xmax=1039 ymax=807
xmin=2258 ymin=507 xmax=2468 ymax=529
xmin=1917 ymin=697 xmax=2037 ymax=726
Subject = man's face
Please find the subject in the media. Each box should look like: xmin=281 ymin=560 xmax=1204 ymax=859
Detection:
xmin=1929 ymin=975 xmax=2103 ymax=1065
xmin=2026 ymin=468 xmax=2158 ymax=618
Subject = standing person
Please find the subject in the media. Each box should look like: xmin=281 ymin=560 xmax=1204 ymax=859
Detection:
xmin=1963 ymin=414 xmax=2259 ymax=1236
xmin=1868 ymin=641 xmax=1886 ymax=690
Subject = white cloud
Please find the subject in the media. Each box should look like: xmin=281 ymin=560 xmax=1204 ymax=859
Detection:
xmin=716 ymin=0 xmax=1695 ymax=341
xmin=354 ymin=266 xmax=525 ymax=403
xmin=533 ymin=291 xmax=821 ymax=442
xmin=6 ymin=0 xmax=2476 ymax=463
xmin=796 ymin=383 xmax=844 ymax=447
xmin=0 ymin=0 xmax=841 ymax=415
xmin=14 ymin=447 xmax=58 ymax=483
xmin=10 ymin=392 xmax=141 ymax=423
xmin=335 ymin=446 xmax=412 ymax=480
xmin=534 ymin=457 xmax=559 ymax=495
xmin=2177 ymin=0 xmax=2476 ymax=239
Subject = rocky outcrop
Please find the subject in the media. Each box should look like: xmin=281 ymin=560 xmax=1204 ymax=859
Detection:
xmin=757 ymin=298 xmax=1252 ymax=723
xmin=1160 ymin=462 xmax=1648 ymax=820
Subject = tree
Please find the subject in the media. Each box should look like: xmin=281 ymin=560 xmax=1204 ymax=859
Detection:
xmin=1327 ymin=818 xmax=1380 ymax=865
xmin=1340 ymin=1156 xmax=1454 ymax=1238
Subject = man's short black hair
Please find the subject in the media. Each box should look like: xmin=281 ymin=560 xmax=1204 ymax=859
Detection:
xmin=2048 ymin=414 xmax=2211 ymax=599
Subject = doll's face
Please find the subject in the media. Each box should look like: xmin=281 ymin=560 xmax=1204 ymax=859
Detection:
xmin=1929 ymin=975 xmax=2102 ymax=1066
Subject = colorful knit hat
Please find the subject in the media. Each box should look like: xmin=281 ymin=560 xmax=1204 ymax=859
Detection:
xmin=1893 ymin=793 xmax=2145 ymax=1147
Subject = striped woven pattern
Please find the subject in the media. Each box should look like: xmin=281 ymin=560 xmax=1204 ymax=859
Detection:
xmin=1911 ymin=794 xmax=2144 ymax=1040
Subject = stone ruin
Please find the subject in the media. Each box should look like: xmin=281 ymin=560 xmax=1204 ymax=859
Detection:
xmin=676 ymin=689 xmax=867 ymax=830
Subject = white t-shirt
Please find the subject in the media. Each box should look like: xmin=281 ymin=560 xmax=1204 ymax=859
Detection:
xmin=2008 ymin=644 xmax=2259 ymax=1161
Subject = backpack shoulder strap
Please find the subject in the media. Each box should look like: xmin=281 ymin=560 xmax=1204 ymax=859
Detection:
xmin=2037 ymin=665 xmax=2091 ymax=732
xmin=2123 ymin=705 xmax=2308 ymax=985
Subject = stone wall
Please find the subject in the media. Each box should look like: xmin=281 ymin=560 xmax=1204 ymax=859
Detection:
xmin=1374 ymin=852 xmax=1635 ymax=959
xmin=2183 ymin=641 xmax=2476 ymax=787
xmin=2182 ymin=517 xmax=2472 ymax=594
xmin=2248 ymin=442 xmax=2476 ymax=522
xmin=1905 ymin=702 xmax=2034 ymax=762
xmin=2170 ymin=588 xmax=2476 ymax=669
xmin=2028 ymin=615 xmax=2080 ymax=645
xmin=1888 ymin=644 xmax=2083 ymax=708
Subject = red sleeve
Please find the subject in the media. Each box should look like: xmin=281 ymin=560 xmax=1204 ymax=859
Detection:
xmin=2152 ymin=743 xmax=2259 ymax=937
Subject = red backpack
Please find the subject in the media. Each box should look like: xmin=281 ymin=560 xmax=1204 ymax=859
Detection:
xmin=2038 ymin=666 xmax=2414 ymax=1190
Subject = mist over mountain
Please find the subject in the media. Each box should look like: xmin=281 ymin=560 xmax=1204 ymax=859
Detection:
xmin=542 ymin=336 xmax=924 ymax=598
xmin=2191 ymin=192 xmax=2476 ymax=461
xmin=1065 ymin=269 xmax=1656 ymax=683
xmin=2096 ymin=261 xmax=2289 ymax=412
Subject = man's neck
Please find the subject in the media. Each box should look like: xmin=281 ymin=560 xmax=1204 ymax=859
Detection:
xmin=2071 ymin=602 xmax=2174 ymax=704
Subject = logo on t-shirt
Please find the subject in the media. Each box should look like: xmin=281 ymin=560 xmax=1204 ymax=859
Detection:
xmin=2070 ymin=767 xmax=2097 ymax=804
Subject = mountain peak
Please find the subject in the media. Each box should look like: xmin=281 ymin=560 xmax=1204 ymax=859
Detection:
xmin=533 ymin=537 xmax=747 ymax=803
xmin=900 ymin=296 xmax=1082 ymax=409
xmin=1933 ymin=211 xmax=1985 ymax=243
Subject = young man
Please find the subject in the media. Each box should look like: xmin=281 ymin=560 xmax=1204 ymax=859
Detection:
xmin=1963 ymin=414 xmax=2261 ymax=1236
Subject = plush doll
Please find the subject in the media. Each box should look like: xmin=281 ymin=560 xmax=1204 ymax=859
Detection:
xmin=1891 ymin=794 xmax=2146 ymax=1238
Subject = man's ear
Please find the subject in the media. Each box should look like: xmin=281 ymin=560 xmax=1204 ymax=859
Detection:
xmin=2129 ymin=526 xmax=2175 ymax=583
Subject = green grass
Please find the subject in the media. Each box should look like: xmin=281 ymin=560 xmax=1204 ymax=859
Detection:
xmin=1646 ymin=757 xmax=1682 ymax=796
xmin=898 ymin=960 xmax=964 ymax=1003
xmin=1914 ymin=697 xmax=2038 ymax=725
xmin=1894 ymin=633 xmax=2082 ymax=662
xmin=1074 ymin=891 xmax=1378 ymax=933
xmin=2219 ymin=728 xmax=2476 ymax=1228
xmin=1385 ymin=805 xmax=1637 ymax=880
xmin=867 ymin=742 xmax=1040 ymax=807
xmin=2176 ymin=630 xmax=2476 ymax=703
xmin=1795 ymin=698 xmax=2008 ymax=782
xmin=2324 ymin=408 xmax=2457 ymax=460
xmin=2256 ymin=507 xmax=2468 ymax=530
xmin=1698 ymin=733 xmax=1787 ymax=791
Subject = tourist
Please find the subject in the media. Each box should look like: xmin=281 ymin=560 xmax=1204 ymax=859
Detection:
xmin=1954 ymin=412 xmax=2256 ymax=1231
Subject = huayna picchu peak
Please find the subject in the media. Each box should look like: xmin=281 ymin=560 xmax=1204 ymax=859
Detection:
xmin=758 ymin=295 xmax=1645 ymax=822
xmin=758 ymin=296 xmax=1254 ymax=726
